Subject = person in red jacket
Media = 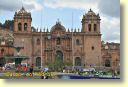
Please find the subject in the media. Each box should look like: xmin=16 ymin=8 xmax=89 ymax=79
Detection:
xmin=24 ymin=65 xmax=28 ymax=72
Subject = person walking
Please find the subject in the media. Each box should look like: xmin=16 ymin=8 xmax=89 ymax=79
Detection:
xmin=29 ymin=64 xmax=34 ymax=74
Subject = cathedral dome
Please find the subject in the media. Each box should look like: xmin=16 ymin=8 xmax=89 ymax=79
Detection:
xmin=51 ymin=21 xmax=66 ymax=33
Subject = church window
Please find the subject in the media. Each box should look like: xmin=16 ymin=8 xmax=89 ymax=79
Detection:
xmin=18 ymin=23 xmax=22 ymax=31
xmin=56 ymin=37 xmax=61 ymax=45
xmin=37 ymin=38 xmax=40 ymax=45
xmin=76 ymin=39 xmax=80 ymax=45
xmin=94 ymin=24 xmax=97 ymax=31
xmin=24 ymin=23 xmax=28 ymax=31
xmin=88 ymin=24 xmax=91 ymax=31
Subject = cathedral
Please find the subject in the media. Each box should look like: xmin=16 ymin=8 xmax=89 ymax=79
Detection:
xmin=0 ymin=6 xmax=120 ymax=72
xmin=13 ymin=7 xmax=102 ymax=68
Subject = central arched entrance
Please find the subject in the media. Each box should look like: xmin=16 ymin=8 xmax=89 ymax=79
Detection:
xmin=55 ymin=51 xmax=63 ymax=66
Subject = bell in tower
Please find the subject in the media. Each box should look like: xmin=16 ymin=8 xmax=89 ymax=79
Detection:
xmin=81 ymin=9 xmax=101 ymax=33
xmin=14 ymin=6 xmax=32 ymax=32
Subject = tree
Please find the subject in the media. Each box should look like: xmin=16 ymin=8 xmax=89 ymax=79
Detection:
xmin=0 ymin=20 xmax=14 ymax=31
xmin=63 ymin=60 xmax=72 ymax=67
xmin=0 ymin=22 xmax=3 ymax=27
xmin=3 ymin=20 xmax=14 ymax=31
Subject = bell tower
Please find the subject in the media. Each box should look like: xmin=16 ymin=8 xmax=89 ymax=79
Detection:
xmin=81 ymin=9 xmax=102 ymax=67
xmin=14 ymin=7 xmax=32 ymax=32
xmin=81 ymin=9 xmax=101 ymax=33
xmin=13 ymin=7 xmax=33 ymax=65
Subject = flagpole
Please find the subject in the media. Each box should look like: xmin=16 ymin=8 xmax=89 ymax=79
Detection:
xmin=41 ymin=10 xmax=43 ymax=69
xmin=72 ymin=12 xmax=74 ymax=71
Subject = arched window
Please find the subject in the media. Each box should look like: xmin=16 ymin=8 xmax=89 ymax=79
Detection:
xmin=88 ymin=24 xmax=91 ymax=31
xmin=76 ymin=39 xmax=80 ymax=45
xmin=18 ymin=23 xmax=22 ymax=31
xmin=37 ymin=38 xmax=40 ymax=45
xmin=56 ymin=37 xmax=61 ymax=45
xmin=94 ymin=24 xmax=97 ymax=31
xmin=105 ymin=59 xmax=111 ymax=67
xmin=67 ymin=40 xmax=70 ymax=47
xmin=24 ymin=23 xmax=27 ymax=31
xmin=36 ymin=57 xmax=41 ymax=67
xmin=75 ymin=57 xmax=81 ymax=66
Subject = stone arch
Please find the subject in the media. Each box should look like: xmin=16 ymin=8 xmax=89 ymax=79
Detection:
xmin=88 ymin=24 xmax=91 ymax=31
xmin=36 ymin=38 xmax=40 ymax=45
xmin=18 ymin=23 xmax=22 ymax=31
xmin=94 ymin=24 xmax=97 ymax=31
xmin=24 ymin=23 xmax=28 ymax=31
xmin=76 ymin=39 xmax=80 ymax=45
xmin=75 ymin=57 xmax=81 ymax=66
xmin=36 ymin=57 xmax=41 ymax=67
xmin=105 ymin=59 xmax=111 ymax=67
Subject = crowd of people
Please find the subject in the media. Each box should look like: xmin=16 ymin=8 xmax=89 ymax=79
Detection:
xmin=17 ymin=65 xmax=28 ymax=72
xmin=0 ymin=64 xmax=34 ymax=73
xmin=17 ymin=64 xmax=34 ymax=73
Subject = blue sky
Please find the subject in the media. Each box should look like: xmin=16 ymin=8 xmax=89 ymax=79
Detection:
xmin=32 ymin=7 xmax=84 ymax=29
xmin=0 ymin=0 xmax=120 ymax=43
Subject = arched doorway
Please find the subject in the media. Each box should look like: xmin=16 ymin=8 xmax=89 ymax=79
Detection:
xmin=0 ymin=58 xmax=6 ymax=67
xmin=75 ymin=57 xmax=81 ymax=66
xmin=0 ymin=48 xmax=6 ymax=67
xmin=55 ymin=51 xmax=63 ymax=66
xmin=18 ymin=23 xmax=22 ymax=31
xmin=105 ymin=59 xmax=111 ymax=67
xmin=36 ymin=57 xmax=41 ymax=68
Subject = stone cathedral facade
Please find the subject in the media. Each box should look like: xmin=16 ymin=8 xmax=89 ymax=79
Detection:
xmin=13 ymin=7 xmax=102 ymax=68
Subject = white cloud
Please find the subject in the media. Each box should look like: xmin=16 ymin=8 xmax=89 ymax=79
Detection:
xmin=0 ymin=0 xmax=43 ymax=12
xmin=43 ymin=0 xmax=100 ymax=12
xmin=98 ymin=0 xmax=120 ymax=18
xmin=101 ymin=16 xmax=120 ymax=43
xmin=43 ymin=0 xmax=120 ymax=18
xmin=23 ymin=0 xmax=43 ymax=11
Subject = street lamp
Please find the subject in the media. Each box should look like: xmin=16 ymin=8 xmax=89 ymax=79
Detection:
xmin=40 ymin=29 xmax=43 ymax=69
